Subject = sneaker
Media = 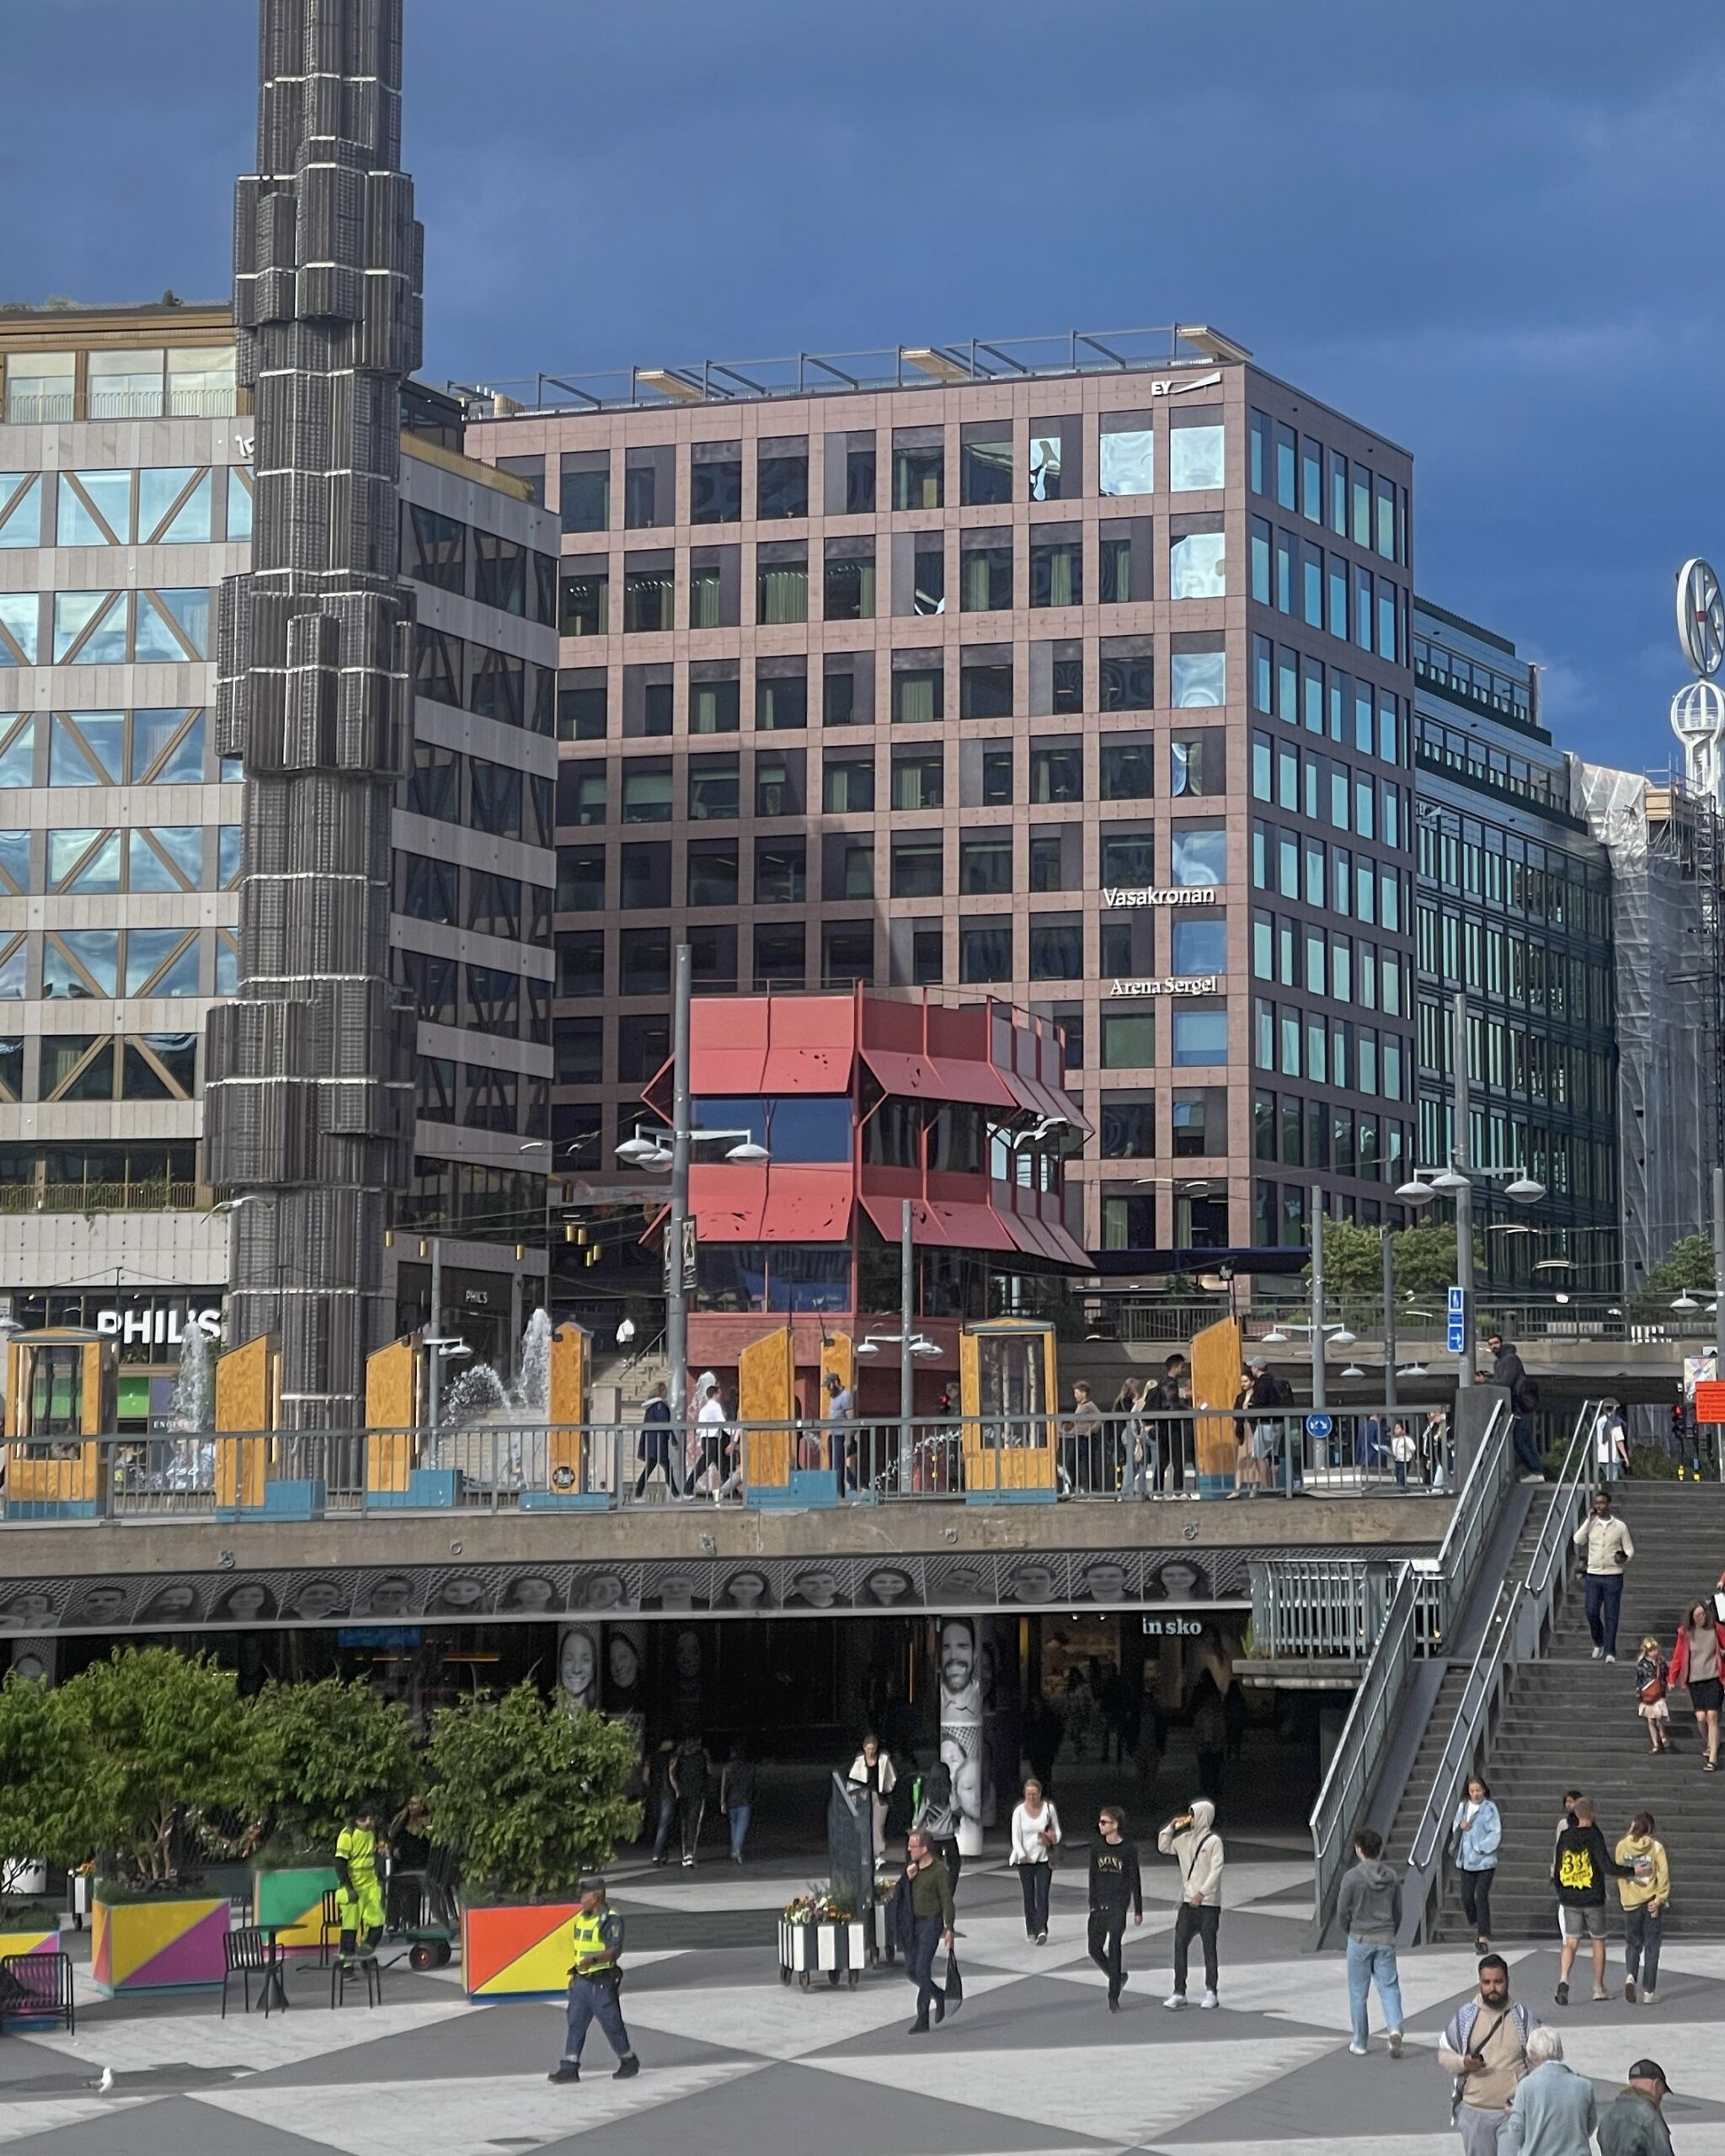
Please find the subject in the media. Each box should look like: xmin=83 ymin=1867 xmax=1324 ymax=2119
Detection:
xmin=1348 ymin=2041 xmax=1368 ymax=2056
xmin=1108 ymin=1993 xmax=1121 ymax=2012
xmin=1163 ymin=1993 xmax=1188 ymax=2009
xmin=681 ymin=1855 xmax=694 ymax=1868
xmin=653 ymin=1856 xmax=669 ymax=1867
xmin=1605 ymin=1654 xmax=1616 ymax=1664
xmin=1555 ymin=1980 xmax=1569 ymax=2006
xmin=1643 ymin=1990 xmax=1659 ymax=2004
xmin=547 ymin=2065 xmax=579 ymax=2084
xmin=1388 ymin=2029 xmax=1403 ymax=2058
xmin=907 ymin=2019 xmax=931 ymax=2036
xmin=1593 ymin=1988 xmax=1609 ymax=2004
xmin=1591 ymin=1646 xmax=1605 ymax=1660
xmin=1200 ymin=1988 xmax=1219 ymax=2009
xmin=1035 ymin=1929 xmax=1047 ymax=1945
xmin=613 ymin=2057 xmax=639 ymax=2080
xmin=1626 ymin=1978 xmax=1637 ymax=2004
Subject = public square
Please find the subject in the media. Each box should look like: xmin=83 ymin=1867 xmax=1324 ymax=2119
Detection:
xmin=1 ymin=1832 xmax=1719 ymax=2156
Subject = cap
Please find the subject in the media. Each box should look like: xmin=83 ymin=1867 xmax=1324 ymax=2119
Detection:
xmin=1245 ymin=1353 xmax=1268 ymax=1370
xmin=579 ymin=1873 xmax=608 ymax=1897
xmin=1626 ymin=2059 xmax=1671 ymax=2090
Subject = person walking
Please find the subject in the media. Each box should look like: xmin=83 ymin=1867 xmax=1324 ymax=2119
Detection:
xmin=720 ymin=1742 xmax=756 ymax=1865
xmin=333 ymin=1801 xmax=387 ymax=1970
xmin=1594 ymin=1405 xmax=1630 ymax=1484
xmin=1505 ymin=2027 xmax=1596 ymax=2154
xmin=1598 ymin=2059 xmax=1677 ymax=2156
xmin=1114 ymin=1380 xmax=1149 ymax=1499
xmin=1438 ymin=1955 xmax=1539 ymax=2156
xmin=1155 ymin=1353 xmax=1194 ymax=1496
xmin=670 ymin=1733 xmax=710 ymax=1867
xmin=1670 ymin=1597 xmax=1725 ymax=1771
xmin=646 ymin=1737 xmax=676 ymax=1865
xmin=1553 ymin=1797 xmax=1629 ymax=2005
xmin=891 ymin=1828 xmax=956 ymax=2035
xmin=1484 ymin=1330 xmax=1544 ymax=1480
xmin=1451 ymin=1775 xmax=1503 ymax=1952
xmin=1573 ymin=1486 xmax=1635 ymax=1662
xmin=547 ymin=1875 xmax=640 ymax=2084
xmin=912 ymin=1757 xmax=962 ymax=1897
xmin=1633 ymin=1638 xmax=1673 ymax=1756
xmin=848 ymin=1733 xmax=898 ymax=1865
xmin=823 ymin=1369 xmax=854 ymax=1497
xmin=1060 ymin=1381 xmax=1105 ymax=1496
xmin=1338 ymin=1827 xmax=1405 ymax=2057
xmin=1009 ymin=1777 xmax=1061 ymax=1942
xmin=1087 ymin=1803 xmax=1143 ymax=2010
xmin=1158 ymin=1796 xmax=1223 ymax=2009
xmin=632 ymin=1382 xmax=682 ymax=1499
xmin=1614 ymin=1812 xmax=1670 ymax=2006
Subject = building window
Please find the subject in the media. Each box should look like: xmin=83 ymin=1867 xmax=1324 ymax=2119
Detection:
xmin=755 ymin=841 xmax=806 ymax=904
xmin=687 ymin=755 xmax=739 ymax=821
xmin=823 ymin=755 xmax=874 ymax=814
xmin=559 ymin=569 xmax=607 ymax=637
xmin=1102 ymin=835 xmax=1154 ymax=886
xmin=558 ymin=848 xmax=606 ymax=911
xmin=622 ymin=761 xmax=674 ymax=824
xmin=1172 ymin=731 xmax=1222 ymax=796
xmin=406 ymin=504 xmax=465 ymax=593
xmin=407 ymin=741 xmax=459 ymax=822
xmin=959 ymin=919 xmax=1012 ymax=983
xmin=618 ymin=1013 xmax=670 ymax=1081
xmin=1169 ymin=528 xmax=1226 ymax=599
xmin=1028 ymin=835 xmax=1064 ymax=891
xmin=1100 ymin=742 xmax=1154 ymax=801
xmin=892 ymin=751 xmax=943 ymax=811
xmin=1170 ymin=643 xmax=1226 ymax=707
xmin=688 ymin=670 xmax=739 ymax=734
xmin=1100 ymin=1097 xmax=1155 ymax=1157
xmin=686 ymin=842 xmax=739 ymax=908
xmin=824 ymin=543 xmax=876 ymax=620
xmin=691 ymin=442 xmax=742 ymax=525
xmin=1030 ymin=539 xmax=1081 ymax=609
xmin=1172 ymin=1088 xmax=1221 ymax=1157
xmin=623 ymin=446 xmax=671 ymax=530
xmin=1101 ymin=1013 xmax=1155 ymax=1069
xmin=844 ymin=436 xmax=877 ymax=514
xmin=619 ymin=928 xmax=672 ymax=997
xmin=1029 ymin=742 xmax=1081 ymax=803
xmin=891 ymin=840 xmax=943 ymax=899
xmin=1171 ymin=825 xmax=1226 ymax=887
xmin=1172 ymin=916 xmax=1228 ymax=975
xmin=960 ymin=541 xmax=1012 ymax=612
xmin=754 ymin=923 xmax=805 ymax=990
xmin=1099 ymin=417 xmax=1154 ymax=496
xmin=757 ymin=547 xmax=808 ymax=625
xmin=960 ymin=835 xmax=1012 ymax=894
xmin=1099 ymin=644 xmax=1152 ymax=711
xmin=822 ymin=922 xmax=874 ymax=987
xmin=558 ymin=762 xmax=606 ymax=828
xmin=960 ymin=427 xmax=1013 ymax=505
xmin=960 ymin=657 xmax=1012 ymax=718
xmin=893 ymin=662 xmax=944 ymax=724
xmin=756 ymin=752 xmax=800 ymax=817
xmin=1030 ymin=921 xmax=1082 ymax=980
xmin=757 ymin=440 xmax=809 ymax=520
xmin=893 ymin=434 xmax=944 ymax=510
xmin=912 ymin=542 xmax=945 ymax=616
xmin=1168 ymin=414 xmax=1225 ymax=492
xmin=558 ymin=670 xmax=607 ymax=740
xmin=1172 ymin=1008 xmax=1228 ymax=1065
xmin=475 ymin=531 xmax=526 ymax=616
xmin=620 ymin=841 xmax=670 ymax=909
xmin=558 ymin=451 xmax=609 ymax=531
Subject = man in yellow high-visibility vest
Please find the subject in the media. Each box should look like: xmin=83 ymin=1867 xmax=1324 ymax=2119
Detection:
xmin=334 ymin=1802 xmax=387 ymax=1970
xmin=548 ymin=1876 xmax=639 ymax=2084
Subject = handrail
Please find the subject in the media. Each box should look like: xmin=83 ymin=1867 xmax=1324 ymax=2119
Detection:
xmin=1308 ymin=1560 xmax=1418 ymax=1943
xmin=1429 ymin=1401 xmax=1510 ymax=1624
xmin=1401 ymin=1396 xmax=1606 ymax=1940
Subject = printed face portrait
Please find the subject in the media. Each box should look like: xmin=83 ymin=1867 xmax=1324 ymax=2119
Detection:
xmin=289 ymin=1577 xmax=347 ymax=1621
xmin=1077 ymin=1560 xmax=1130 ymax=1604
xmin=358 ymin=1575 xmax=414 ymax=1618
xmin=72 ymin=1585 xmax=129 ymax=1627
xmin=136 ymin=1582 xmax=200 ymax=1627
xmin=939 ymin=1617 xmax=978 ymax=1708
xmin=212 ymin=1581 xmax=276 ymax=1625
xmin=606 ymin=1634 xmax=641 ymax=1692
xmin=648 ymin=1571 xmax=701 ymax=1612
xmin=0 ymin=1588 xmax=59 ymax=1632
xmin=579 ymin=1572 xmax=629 ymax=1612
xmin=723 ymin=1569 xmax=770 ymax=1611
xmin=953 ymin=1753 xmax=982 ymax=1824
xmin=673 ymin=1630 xmax=702 ymax=1681
xmin=433 ymin=1575 xmax=488 ymax=1614
xmin=788 ymin=1569 xmax=841 ymax=1609
xmin=503 ymin=1575 xmax=560 ymax=1614
xmin=1151 ymin=1557 xmax=1211 ymax=1603
xmin=558 ymin=1626 xmax=599 ymax=1706
xmin=863 ymin=1566 xmax=914 ymax=1608
xmin=1005 ymin=1561 xmax=1058 ymax=1605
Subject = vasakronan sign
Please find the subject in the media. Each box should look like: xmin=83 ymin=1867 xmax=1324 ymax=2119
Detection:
xmin=1108 ymin=976 xmax=1220 ymax=997
xmin=1100 ymin=886 xmax=1218 ymax=908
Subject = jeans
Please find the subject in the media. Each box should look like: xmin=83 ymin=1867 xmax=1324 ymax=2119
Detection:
xmin=828 ymin=1428 xmax=852 ymax=1496
xmin=1585 ymin=1572 xmax=1624 ymax=1657
xmin=561 ymin=1972 xmax=633 ymax=2066
xmin=728 ymin=1803 xmax=751 ymax=1859
xmin=1018 ymin=1861 xmax=1051 ymax=1937
xmin=1459 ymin=1867 xmax=1494 ymax=1940
xmin=1510 ymin=1415 xmax=1543 ymax=1476
xmin=1625 ymin=1903 xmax=1664 ymax=1991
xmin=679 ymin=1798 xmax=705 ymax=1862
xmin=1087 ymin=1908 xmax=1125 ymax=1999
xmin=651 ymin=1790 xmax=676 ymax=1860
xmin=905 ymin=1913 xmax=943 ymax=2023
xmin=1172 ymin=1903 xmax=1220 ymax=1995
xmin=1345 ymin=1936 xmax=1404 ymax=2046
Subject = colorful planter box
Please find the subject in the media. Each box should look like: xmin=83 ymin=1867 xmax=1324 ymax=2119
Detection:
xmin=0 ymin=1928 xmax=57 ymax=1960
xmin=778 ymin=1917 xmax=867 ymax=1988
xmin=253 ymin=1866 xmax=339 ymax=1954
xmin=92 ymin=1894 xmax=229 ymax=1996
xmin=460 ymin=1902 xmax=576 ymax=1999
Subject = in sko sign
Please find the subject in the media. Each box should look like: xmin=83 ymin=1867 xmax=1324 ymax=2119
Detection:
xmin=1100 ymin=886 xmax=1218 ymax=909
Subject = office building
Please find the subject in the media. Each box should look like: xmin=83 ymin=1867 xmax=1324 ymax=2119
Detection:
xmin=1411 ymin=600 xmax=1619 ymax=1288
xmin=465 ymin=328 xmax=1422 ymax=1271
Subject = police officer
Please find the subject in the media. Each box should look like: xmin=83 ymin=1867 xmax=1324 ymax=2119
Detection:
xmin=334 ymin=1801 xmax=386 ymax=1969
xmin=548 ymin=1876 xmax=640 ymax=2084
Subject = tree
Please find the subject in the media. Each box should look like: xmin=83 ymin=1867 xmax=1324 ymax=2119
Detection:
xmin=249 ymin=1676 xmax=420 ymax=1850
xmin=1304 ymin=1219 xmax=1458 ymax=1300
xmin=56 ymin=1648 xmax=264 ymax=1885
xmin=426 ymin=1684 xmax=639 ymax=1902
xmin=0 ymin=1673 xmax=99 ymax=1887
xmin=1642 ymin=1235 xmax=1714 ymax=1296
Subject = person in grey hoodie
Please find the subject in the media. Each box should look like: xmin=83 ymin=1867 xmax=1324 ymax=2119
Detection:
xmin=1338 ymin=1827 xmax=1405 ymax=2057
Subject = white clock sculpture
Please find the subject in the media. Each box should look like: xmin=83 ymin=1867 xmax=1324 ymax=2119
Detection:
xmin=1673 ymin=558 xmax=1725 ymax=805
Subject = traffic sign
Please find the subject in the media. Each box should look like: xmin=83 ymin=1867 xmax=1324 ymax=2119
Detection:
xmin=1305 ymin=1412 xmax=1334 ymax=1441
xmin=1446 ymin=1285 xmax=1466 ymax=1319
xmin=1447 ymin=1321 xmax=1467 ymax=1354
xmin=1695 ymin=1379 xmax=1725 ymax=1425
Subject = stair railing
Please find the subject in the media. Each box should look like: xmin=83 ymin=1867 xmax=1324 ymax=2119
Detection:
xmin=1400 ymin=1396 xmax=1607 ymax=1942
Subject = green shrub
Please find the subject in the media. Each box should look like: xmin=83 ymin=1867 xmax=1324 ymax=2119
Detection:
xmin=248 ymin=1676 xmax=419 ymax=1850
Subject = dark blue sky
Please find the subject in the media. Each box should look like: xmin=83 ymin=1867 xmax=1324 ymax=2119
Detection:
xmin=8 ymin=0 xmax=1718 ymax=767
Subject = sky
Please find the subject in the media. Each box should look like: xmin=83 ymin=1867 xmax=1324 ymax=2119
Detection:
xmin=6 ymin=0 xmax=1722 ymax=768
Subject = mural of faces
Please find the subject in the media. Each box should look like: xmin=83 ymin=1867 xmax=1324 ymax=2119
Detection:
xmin=938 ymin=1616 xmax=979 ymax=1716
xmin=558 ymin=1625 xmax=600 ymax=1710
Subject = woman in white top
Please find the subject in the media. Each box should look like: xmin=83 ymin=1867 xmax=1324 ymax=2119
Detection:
xmin=846 ymin=1733 xmax=897 ymax=1860
xmin=1009 ymin=1777 xmax=1061 ymax=1941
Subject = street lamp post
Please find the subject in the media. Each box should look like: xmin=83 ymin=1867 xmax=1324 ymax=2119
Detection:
xmin=1309 ymin=1185 xmax=1327 ymax=1415
xmin=1452 ymin=988 xmax=1475 ymax=1392
xmin=900 ymin=1199 xmax=915 ymax=1493
xmin=1383 ymin=1229 xmax=1397 ymax=1415
xmin=666 ymin=942 xmax=692 ymax=1435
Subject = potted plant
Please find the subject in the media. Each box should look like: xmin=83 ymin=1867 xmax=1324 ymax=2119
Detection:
xmin=0 ymin=1669 xmax=97 ymax=1962
xmin=247 ymin=1676 xmax=419 ymax=1952
xmin=425 ymin=1682 xmax=639 ymax=1999
xmin=58 ymin=1648 xmax=261 ymax=1994
xmin=777 ymin=1883 xmax=866 ymax=1989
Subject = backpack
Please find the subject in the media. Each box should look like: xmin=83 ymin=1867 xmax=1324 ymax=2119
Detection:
xmin=1268 ymin=1376 xmax=1296 ymax=1409
xmin=1512 ymin=1374 xmax=1541 ymax=1414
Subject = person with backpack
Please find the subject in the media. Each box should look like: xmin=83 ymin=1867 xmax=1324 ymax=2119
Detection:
xmin=1572 ymin=1487 xmax=1635 ymax=1663
xmin=1484 ymin=1331 xmax=1543 ymax=1479
xmin=1438 ymin=1955 xmax=1540 ymax=2156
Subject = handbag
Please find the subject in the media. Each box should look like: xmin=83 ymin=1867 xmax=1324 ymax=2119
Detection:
xmin=942 ymin=1945 xmax=963 ymax=2009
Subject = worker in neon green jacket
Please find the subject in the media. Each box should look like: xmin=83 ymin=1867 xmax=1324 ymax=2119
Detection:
xmin=335 ymin=1801 xmax=387 ymax=1967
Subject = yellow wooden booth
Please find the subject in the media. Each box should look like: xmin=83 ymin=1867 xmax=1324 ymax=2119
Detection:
xmin=3 ymin=1329 xmax=117 ymax=1517
xmin=1188 ymin=1315 xmax=1244 ymax=1497
xmin=957 ymin=1317 xmax=1060 ymax=1499
xmin=213 ymin=1332 xmax=280 ymax=1513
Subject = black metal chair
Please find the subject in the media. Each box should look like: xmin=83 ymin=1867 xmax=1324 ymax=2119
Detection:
xmin=331 ymin=1950 xmax=382 ymax=2010
xmin=316 ymin=1888 xmax=342 ymax=1969
xmin=0 ymin=1951 xmax=76 ymax=2034
xmin=221 ymin=1925 xmax=273 ymax=2019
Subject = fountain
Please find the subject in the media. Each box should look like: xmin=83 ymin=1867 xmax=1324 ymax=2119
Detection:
xmin=163 ymin=1320 xmax=216 ymax=1492
xmin=435 ymin=1310 xmax=556 ymax=1487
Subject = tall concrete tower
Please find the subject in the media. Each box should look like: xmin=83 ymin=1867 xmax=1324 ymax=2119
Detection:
xmin=204 ymin=0 xmax=422 ymax=1429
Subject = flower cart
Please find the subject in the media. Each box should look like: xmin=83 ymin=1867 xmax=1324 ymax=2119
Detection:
xmin=778 ymin=1888 xmax=866 ymax=1989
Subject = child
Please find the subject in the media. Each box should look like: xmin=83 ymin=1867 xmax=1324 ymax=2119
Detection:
xmin=1635 ymin=1636 xmax=1671 ymax=1754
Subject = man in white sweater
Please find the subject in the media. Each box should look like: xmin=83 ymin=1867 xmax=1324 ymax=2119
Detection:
xmin=1158 ymin=1796 xmax=1224 ymax=2008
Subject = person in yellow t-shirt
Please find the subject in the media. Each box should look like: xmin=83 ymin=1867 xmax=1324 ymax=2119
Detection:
xmin=1614 ymin=1812 xmax=1670 ymax=2006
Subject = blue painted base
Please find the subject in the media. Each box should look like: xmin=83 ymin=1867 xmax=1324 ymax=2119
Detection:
xmin=369 ymin=1469 xmax=463 ymax=1508
xmin=3 ymin=1499 xmax=101 ymax=1520
xmin=259 ymin=1479 xmax=326 ymax=1519
xmin=747 ymin=1470 xmax=841 ymax=1509
xmin=964 ymin=1486 xmax=1058 ymax=1505
xmin=519 ymin=1491 xmax=608 ymax=1512
xmin=1195 ymin=1473 xmax=1235 ymax=1500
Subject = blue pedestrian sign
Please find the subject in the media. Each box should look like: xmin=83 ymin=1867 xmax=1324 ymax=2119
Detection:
xmin=1446 ymin=1283 xmax=1466 ymax=1354
xmin=1305 ymin=1412 xmax=1334 ymax=1441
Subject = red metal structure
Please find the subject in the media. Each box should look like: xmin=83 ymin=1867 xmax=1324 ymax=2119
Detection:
xmin=643 ymin=991 xmax=1087 ymax=1403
